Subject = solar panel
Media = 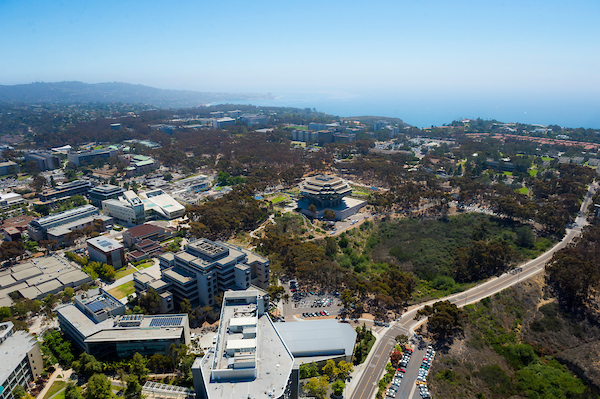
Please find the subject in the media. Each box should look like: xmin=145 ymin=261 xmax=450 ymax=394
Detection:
xmin=87 ymin=300 xmax=106 ymax=313
xmin=149 ymin=316 xmax=183 ymax=327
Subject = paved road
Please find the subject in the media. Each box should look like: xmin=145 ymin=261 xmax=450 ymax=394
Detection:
xmin=350 ymin=182 xmax=597 ymax=399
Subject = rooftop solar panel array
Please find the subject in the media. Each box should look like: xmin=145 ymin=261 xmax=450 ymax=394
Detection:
xmin=149 ymin=316 xmax=183 ymax=327
xmin=87 ymin=300 xmax=107 ymax=313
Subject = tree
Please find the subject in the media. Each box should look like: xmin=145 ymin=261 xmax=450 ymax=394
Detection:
xmin=332 ymin=379 xmax=345 ymax=397
xmin=303 ymin=376 xmax=329 ymax=399
xmin=516 ymin=226 xmax=535 ymax=248
xmin=164 ymin=172 xmax=173 ymax=181
xmin=84 ymin=374 xmax=113 ymax=399
xmin=12 ymin=385 xmax=26 ymax=399
xmin=267 ymin=284 xmax=285 ymax=306
xmin=323 ymin=359 xmax=339 ymax=381
xmin=337 ymin=360 xmax=354 ymax=381
xmin=62 ymin=287 xmax=75 ymax=303
xmin=0 ymin=306 xmax=11 ymax=320
xmin=299 ymin=362 xmax=319 ymax=379
xmin=129 ymin=352 xmax=149 ymax=382
xmin=65 ymin=383 xmax=83 ymax=399
xmin=72 ymin=353 xmax=103 ymax=377
xmin=180 ymin=299 xmax=192 ymax=316
xmin=415 ymin=300 xmax=463 ymax=340
xmin=395 ymin=334 xmax=409 ymax=345
xmin=124 ymin=375 xmax=143 ymax=399
xmin=323 ymin=209 xmax=336 ymax=220
xmin=308 ymin=204 xmax=317 ymax=215
xmin=324 ymin=237 xmax=338 ymax=258
xmin=138 ymin=289 xmax=160 ymax=314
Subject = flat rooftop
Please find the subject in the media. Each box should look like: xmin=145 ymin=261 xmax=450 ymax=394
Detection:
xmin=197 ymin=291 xmax=294 ymax=399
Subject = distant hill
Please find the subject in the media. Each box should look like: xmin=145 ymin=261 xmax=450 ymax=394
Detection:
xmin=0 ymin=81 xmax=273 ymax=108
xmin=340 ymin=115 xmax=410 ymax=127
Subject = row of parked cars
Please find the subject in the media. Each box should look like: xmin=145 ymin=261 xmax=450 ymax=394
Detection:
xmin=386 ymin=348 xmax=413 ymax=398
xmin=302 ymin=310 xmax=330 ymax=318
xmin=416 ymin=345 xmax=435 ymax=398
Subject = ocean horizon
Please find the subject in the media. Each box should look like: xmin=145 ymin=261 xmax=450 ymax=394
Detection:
xmin=216 ymin=90 xmax=600 ymax=129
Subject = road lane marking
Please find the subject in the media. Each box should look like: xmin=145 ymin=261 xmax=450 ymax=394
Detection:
xmin=358 ymin=338 xmax=393 ymax=399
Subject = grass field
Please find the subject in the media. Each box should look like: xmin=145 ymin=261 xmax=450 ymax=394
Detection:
xmin=541 ymin=156 xmax=552 ymax=161
xmin=503 ymin=171 xmax=513 ymax=176
xmin=528 ymin=168 xmax=538 ymax=176
xmin=108 ymin=281 xmax=135 ymax=299
xmin=43 ymin=381 xmax=66 ymax=399
xmin=350 ymin=185 xmax=370 ymax=196
xmin=516 ymin=187 xmax=529 ymax=195
xmin=114 ymin=267 xmax=137 ymax=280
xmin=269 ymin=195 xmax=287 ymax=204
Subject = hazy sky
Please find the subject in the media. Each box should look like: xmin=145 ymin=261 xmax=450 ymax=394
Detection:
xmin=1 ymin=0 xmax=599 ymax=126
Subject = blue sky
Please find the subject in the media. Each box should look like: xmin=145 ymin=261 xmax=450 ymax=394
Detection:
xmin=1 ymin=0 xmax=599 ymax=126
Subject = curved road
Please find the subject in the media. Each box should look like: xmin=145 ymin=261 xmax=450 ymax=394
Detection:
xmin=350 ymin=182 xmax=597 ymax=399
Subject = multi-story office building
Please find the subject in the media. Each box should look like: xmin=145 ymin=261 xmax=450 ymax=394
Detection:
xmin=24 ymin=152 xmax=60 ymax=171
xmin=241 ymin=114 xmax=268 ymax=126
xmin=27 ymin=205 xmax=112 ymax=244
xmin=27 ymin=204 xmax=99 ymax=241
xmin=138 ymin=190 xmax=185 ymax=220
xmin=0 ymin=161 xmax=19 ymax=176
xmin=39 ymin=180 xmax=92 ymax=202
xmin=67 ymin=148 xmax=118 ymax=167
xmin=0 ymin=321 xmax=43 ymax=399
xmin=57 ymin=288 xmax=190 ymax=360
xmin=0 ymin=193 xmax=26 ymax=218
xmin=212 ymin=117 xmax=236 ymax=129
xmin=157 ymin=239 xmax=269 ymax=307
xmin=88 ymin=184 xmax=125 ymax=207
xmin=87 ymin=236 xmax=125 ymax=269
xmin=192 ymin=290 xmax=294 ymax=399
xmin=308 ymin=122 xmax=327 ymax=131
xmin=102 ymin=190 xmax=145 ymax=226
xmin=191 ymin=289 xmax=358 ymax=399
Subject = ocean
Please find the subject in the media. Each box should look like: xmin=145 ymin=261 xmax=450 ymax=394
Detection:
xmin=218 ymin=90 xmax=600 ymax=129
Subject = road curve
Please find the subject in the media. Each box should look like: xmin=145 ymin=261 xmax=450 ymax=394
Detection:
xmin=350 ymin=182 xmax=597 ymax=399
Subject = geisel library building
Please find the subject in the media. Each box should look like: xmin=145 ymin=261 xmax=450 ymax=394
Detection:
xmin=298 ymin=174 xmax=366 ymax=220
xmin=192 ymin=290 xmax=356 ymax=399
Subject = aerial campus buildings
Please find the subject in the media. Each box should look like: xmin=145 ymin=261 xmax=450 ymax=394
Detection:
xmin=101 ymin=189 xmax=184 ymax=226
xmin=298 ymin=174 xmax=366 ymax=220
xmin=57 ymin=288 xmax=190 ymax=360
xmin=133 ymin=238 xmax=270 ymax=308
xmin=0 ymin=321 xmax=43 ymax=399
xmin=26 ymin=204 xmax=112 ymax=245
xmin=0 ymin=255 xmax=91 ymax=307
xmin=192 ymin=290 xmax=357 ymax=399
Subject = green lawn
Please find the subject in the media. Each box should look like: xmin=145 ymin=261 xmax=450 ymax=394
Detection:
xmin=528 ymin=168 xmax=538 ymax=177
xmin=503 ymin=171 xmax=513 ymax=176
xmin=17 ymin=174 xmax=31 ymax=181
xmin=93 ymin=145 xmax=104 ymax=150
xmin=541 ymin=156 xmax=552 ymax=161
xmin=114 ymin=267 xmax=137 ymax=280
xmin=108 ymin=281 xmax=135 ymax=299
xmin=43 ymin=381 xmax=66 ymax=399
xmin=139 ymin=260 xmax=154 ymax=269
xmin=516 ymin=187 xmax=529 ymax=195
xmin=269 ymin=195 xmax=287 ymax=204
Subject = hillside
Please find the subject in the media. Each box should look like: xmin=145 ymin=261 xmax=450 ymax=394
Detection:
xmin=427 ymin=273 xmax=600 ymax=398
xmin=0 ymin=81 xmax=273 ymax=108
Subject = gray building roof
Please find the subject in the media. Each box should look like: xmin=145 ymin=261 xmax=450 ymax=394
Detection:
xmin=0 ymin=323 xmax=38 ymax=386
xmin=274 ymin=319 xmax=357 ymax=358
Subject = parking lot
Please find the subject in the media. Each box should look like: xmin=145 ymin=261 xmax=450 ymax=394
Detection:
xmin=281 ymin=280 xmax=344 ymax=320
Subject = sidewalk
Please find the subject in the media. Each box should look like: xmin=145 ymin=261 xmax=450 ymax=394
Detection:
xmin=36 ymin=366 xmax=73 ymax=399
